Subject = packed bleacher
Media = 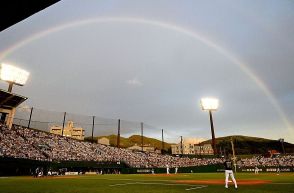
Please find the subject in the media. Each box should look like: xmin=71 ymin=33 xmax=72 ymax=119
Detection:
xmin=0 ymin=123 xmax=293 ymax=168
xmin=237 ymin=155 xmax=294 ymax=167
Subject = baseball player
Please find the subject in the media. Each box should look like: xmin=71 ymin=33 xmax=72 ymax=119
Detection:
xmin=166 ymin=164 xmax=170 ymax=174
xmin=276 ymin=165 xmax=280 ymax=175
xmin=224 ymin=157 xmax=238 ymax=189
xmin=254 ymin=166 xmax=259 ymax=174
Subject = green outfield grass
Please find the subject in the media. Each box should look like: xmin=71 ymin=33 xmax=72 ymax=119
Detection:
xmin=0 ymin=173 xmax=293 ymax=193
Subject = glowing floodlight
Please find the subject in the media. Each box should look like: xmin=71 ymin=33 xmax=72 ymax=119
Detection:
xmin=0 ymin=63 xmax=30 ymax=92
xmin=200 ymin=97 xmax=219 ymax=156
xmin=200 ymin=98 xmax=219 ymax=111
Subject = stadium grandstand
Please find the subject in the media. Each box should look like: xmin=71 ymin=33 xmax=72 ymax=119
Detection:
xmin=0 ymin=122 xmax=293 ymax=176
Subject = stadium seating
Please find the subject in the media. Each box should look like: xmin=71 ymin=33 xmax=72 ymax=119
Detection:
xmin=0 ymin=123 xmax=293 ymax=168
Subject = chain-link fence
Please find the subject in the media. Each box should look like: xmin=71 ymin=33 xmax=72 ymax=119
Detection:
xmin=12 ymin=106 xmax=173 ymax=151
xmin=0 ymin=106 xmax=226 ymax=156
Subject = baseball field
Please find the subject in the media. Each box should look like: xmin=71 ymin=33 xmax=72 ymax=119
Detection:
xmin=0 ymin=173 xmax=293 ymax=193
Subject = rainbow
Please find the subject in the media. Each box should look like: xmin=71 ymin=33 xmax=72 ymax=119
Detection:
xmin=0 ymin=17 xmax=292 ymax=138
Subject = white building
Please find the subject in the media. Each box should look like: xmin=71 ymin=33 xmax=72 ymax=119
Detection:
xmin=171 ymin=138 xmax=205 ymax=155
xmin=194 ymin=143 xmax=214 ymax=155
xmin=97 ymin=137 xmax=110 ymax=146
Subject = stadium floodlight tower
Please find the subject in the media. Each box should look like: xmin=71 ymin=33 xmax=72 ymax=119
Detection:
xmin=0 ymin=63 xmax=30 ymax=92
xmin=0 ymin=63 xmax=29 ymax=128
xmin=200 ymin=97 xmax=219 ymax=156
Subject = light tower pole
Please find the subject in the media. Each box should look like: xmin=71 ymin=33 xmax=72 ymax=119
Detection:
xmin=200 ymin=97 xmax=219 ymax=156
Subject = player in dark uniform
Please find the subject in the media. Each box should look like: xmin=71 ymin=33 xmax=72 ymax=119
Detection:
xmin=224 ymin=157 xmax=238 ymax=189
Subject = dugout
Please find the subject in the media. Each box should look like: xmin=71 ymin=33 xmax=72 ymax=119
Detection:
xmin=0 ymin=89 xmax=27 ymax=128
xmin=0 ymin=157 xmax=50 ymax=176
xmin=0 ymin=157 xmax=128 ymax=176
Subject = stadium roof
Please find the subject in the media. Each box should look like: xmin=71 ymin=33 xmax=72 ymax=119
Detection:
xmin=0 ymin=89 xmax=28 ymax=109
xmin=0 ymin=0 xmax=60 ymax=32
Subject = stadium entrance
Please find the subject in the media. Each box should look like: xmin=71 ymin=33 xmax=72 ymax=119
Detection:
xmin=0 ymin=112 xmax=7 ymax=123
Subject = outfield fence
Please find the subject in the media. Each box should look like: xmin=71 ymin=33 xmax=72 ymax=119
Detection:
xmin=12 ymin=106 xmax=180 ymax=150
xmin=1 ymin=157 xmax=293 ymax=176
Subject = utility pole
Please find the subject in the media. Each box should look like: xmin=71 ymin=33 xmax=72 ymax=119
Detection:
xmin=61 ymin=112 xmax=66 ymax=136
xmin=279 ymin=138 xmax=285 ymax=154
xmin=161 ymin=129 xmax=164 ymax=153
xmin=27 ymin=107 xmax=33 ymax=129
xmin=230 ymin=137 xmax=237 ymax=173
xmin=219 ymin=146 xmax=223 ymax=157
xmin=198 ymin=143 xmax=202 ymax=157
xmin=91 ymin=116 xmax=95 ymax=143
xmin=180 ymin=136 xmax=183 ymax=155
xmin=141 ymin=122 xmax=144 ymax=152
xmin=117 ymin=119 xmax=120 ymax=148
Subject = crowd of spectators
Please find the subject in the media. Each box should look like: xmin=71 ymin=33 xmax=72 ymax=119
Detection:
xmin=237 ymin=155 xmax=293 ymax=167
xmin=0 ymin=123 xmax=46 ymax=160
xmin=0 ymin=123 xmax=293 ymax=168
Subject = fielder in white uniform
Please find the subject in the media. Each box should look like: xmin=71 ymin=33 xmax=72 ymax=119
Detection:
xmin=166 ymin=165 xmax=170 ymax=174
xmin=224 ymin=158 xmax=238 ymax=189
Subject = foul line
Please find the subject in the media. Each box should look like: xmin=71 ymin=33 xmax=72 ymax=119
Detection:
xmin=109 ymin=182 xmax=207 ymax=191
xmin=185 ymin=186 xmax=208 ymax=191
xmin=104 ymin=178 xmax=171 ymax=182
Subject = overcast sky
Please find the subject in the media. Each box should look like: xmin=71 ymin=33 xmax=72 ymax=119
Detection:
xmin=0 ymin=0 xmax=294 ymax=143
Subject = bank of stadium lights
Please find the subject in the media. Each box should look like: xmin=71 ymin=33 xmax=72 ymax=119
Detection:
xmin=0 ymin=63 xmax=29 ymax=92
xmin=200 ymin=97 xmax=219 ymax=156
xmin=200 ymin=98 xmax=219 ymax=111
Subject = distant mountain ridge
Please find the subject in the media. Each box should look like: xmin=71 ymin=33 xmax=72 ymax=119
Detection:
xmin=85 ymin=135 xmax=294 ymax=154
xmin=86 ymin=135 xmax=171 ymax=151
xmin=202 ymin=135 xmax=294 ymax=154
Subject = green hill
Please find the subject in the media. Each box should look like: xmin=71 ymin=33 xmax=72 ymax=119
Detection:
xmin=85 ymin=134 xmax=293 ymax=155
xmin=202 ymin=135 xmax=294 ymax=155
xmin=85 ymin=135 xmax=171 ymax=151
